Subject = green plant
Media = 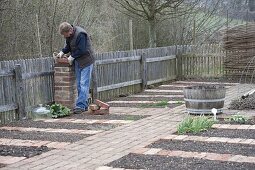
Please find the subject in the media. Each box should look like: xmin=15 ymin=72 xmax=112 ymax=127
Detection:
xmin=228 ymin=114 xmax=249 ymax=124
xmin=177 ymin=116 xmax=215 ymax=135
xmin=140 ymin=100 xmax=169 ymax=108
xmin=50 ymin=103 xmax=71 ymax=118
xmin=155 ymin=100 xmax=168 ymax=107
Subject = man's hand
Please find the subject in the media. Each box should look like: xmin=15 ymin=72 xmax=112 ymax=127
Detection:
xmin=57 ymin=51 xmax=64 ymax=58
xmin=68 ymin=56 xmax=74 ymax=65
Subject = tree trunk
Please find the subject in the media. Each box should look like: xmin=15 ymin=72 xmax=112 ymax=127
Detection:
xmin=248 ymin=0 xmax=255 ymax=12
xmin=148 ymin=19 xmax=156 ymax=48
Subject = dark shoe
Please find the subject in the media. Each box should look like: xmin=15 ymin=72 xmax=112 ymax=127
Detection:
xmin=73 ymin=108 xmax=85 ymax=114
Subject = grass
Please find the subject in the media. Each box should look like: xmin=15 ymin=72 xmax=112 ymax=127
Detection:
xmin=177 ymin=115 xmax=215 ymax=135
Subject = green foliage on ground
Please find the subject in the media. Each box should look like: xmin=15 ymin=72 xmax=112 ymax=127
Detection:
xmin=227 ymin=114 xmax=249 ymax=124
xmin=140 ymin=100 xmax=169 ymax=108
xmin=50 ymin=103 xmax=71 ymax=118
xmin=177 ymin=116 xmax=215 ymax=134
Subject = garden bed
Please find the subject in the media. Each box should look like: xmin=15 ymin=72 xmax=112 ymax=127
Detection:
xmin=69 ymin=114 xmax=149 ymax=121
xmin=194 ymin=129 xmax=255 ymax=139
xmin=107 ymin=153 xmax=254 ymax=170
xmin=0 ymin=129 xmax=89 ymax=143
xmin=114 ymin=96 xmax=184 ymax=101
xmin=148 ymin=139 xmax=255 ymax=157
xmin=4 ymin=120 xmax=119 ymax=131
xmin=108 ymin=103 xmax=183 ymax=108
xmin=0 ymin=145 xmax=50 ymax=158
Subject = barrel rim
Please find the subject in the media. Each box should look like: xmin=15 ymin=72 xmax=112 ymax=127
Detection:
xmin=183 ymin=85 xmax=226 ymax=90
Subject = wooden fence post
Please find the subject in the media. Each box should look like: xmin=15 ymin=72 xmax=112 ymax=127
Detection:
xmin=141 ymin=53 xmax=147 ymax=90
xmin=92 ymin=62 xmax=98 ymax=103
xmin=14 ymin=64 xmax=26 ymax=120
xmin=176 ymin=48 xmax=183 ymax=80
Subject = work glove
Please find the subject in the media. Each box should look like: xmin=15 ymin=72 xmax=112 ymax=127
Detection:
xmin=56 ymin=51 xmax=64 ymax=58
xmin=68 ymin=55 xmax=75 ymax=65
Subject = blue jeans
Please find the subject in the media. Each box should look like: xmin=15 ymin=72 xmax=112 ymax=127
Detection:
xmin=74 ymin=61 xmax=93 ymax=110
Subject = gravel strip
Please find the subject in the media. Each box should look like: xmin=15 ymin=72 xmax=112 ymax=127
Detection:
xmin=217 ymin=120 xmax=255 ymax=125
xmin=69 ymin=114 xmax=149 ymax=120
xmin=194 ymin=129 xmax=255 ymax=139
xmin=107 ymin=153 xmax=254 ymax=170
xmin=0 ymin=145 xmax=50 ymax=158
xmin=107 ymin=103 xmax=183 ymax=108
xmin=0 ymin=129 xmax=90 ymax=143
xmin=158 ymin=86 xmax=184 ymax=90
xmin=4 ymin=120 xmax=119 ymax=131
xmin=115 ymin=97 xmax=184 ymax=101
xmin=148 ymin=139 xmax=255 ymax=157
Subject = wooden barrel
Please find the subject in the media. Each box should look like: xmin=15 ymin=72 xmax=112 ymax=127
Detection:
xmin=183 ymin=85 xmax=226 ymax=114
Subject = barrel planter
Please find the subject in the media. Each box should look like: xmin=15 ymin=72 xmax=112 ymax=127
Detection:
xmin=183 ymin=85 xmax=226 ymax=114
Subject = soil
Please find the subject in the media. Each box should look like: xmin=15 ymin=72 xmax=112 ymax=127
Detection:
xmin=148 ymin=139 xmax=255 ymax=157
xmin=229 ymin=94 xmax=255 ymax=110
xmin=107 ymin=153 xmax=254 ymax=170
xmin=107 ymin=103 xmax=183 ymax=108
xmin=0 ymin=129 xmax=90 ymax=143
xmin=0 ymin=164 xmax=5 ymax=168
xmin=0 ymin=145 xmax=50 ymax=158
xmin=193 ymin=129 xmax=255 ymax=139
xmin=115 ymin=97 xmax=184 ymax=101
xmin=69 ymin=114 xmax=149 ymax=121
xmin=216 ymin=119 xmax=255 ymax=125
xmin=4 ymin=120 xmax=119 ymax=131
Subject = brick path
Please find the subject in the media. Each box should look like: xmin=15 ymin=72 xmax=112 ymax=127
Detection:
xmin=2 ymin=105 xmax=186 ymax=170
xmin=1 ymin=81 xmax=253 ymax=170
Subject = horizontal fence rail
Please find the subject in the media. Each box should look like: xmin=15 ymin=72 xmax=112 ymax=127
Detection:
xmin=0 ymin=58 xmax=54 ymax=124
xmin=0 ymin=44 xmax=225 ymax=124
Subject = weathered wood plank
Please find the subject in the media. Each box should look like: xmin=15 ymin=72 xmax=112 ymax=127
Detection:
xmin=0 ymin=104 xmax=18 ymax=112
xmin=95 ymin=56 xmax=141 ymax=65
xmin=14 ymin=64 xmax=26 ymax=120
xmin=22 ymin=71 xmax=54 ymax=80
xmin=146 ymin=55 xmax=176 ymax=63
xmin=97 ymin=79 xmax=142 ymax=92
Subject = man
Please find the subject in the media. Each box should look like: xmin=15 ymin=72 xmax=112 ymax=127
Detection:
xmin=57 ymin=22 xmax=95 ymax=114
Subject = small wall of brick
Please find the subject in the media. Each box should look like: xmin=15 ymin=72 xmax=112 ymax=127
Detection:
xmin=54 ymin=62 xmax=76 ymax=109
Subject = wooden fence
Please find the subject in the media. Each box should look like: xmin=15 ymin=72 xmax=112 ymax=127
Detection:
xmin=0 ymin=44 xmax=225 ymax=124
xmin=0 ymin=58 xmax=54 ymax=124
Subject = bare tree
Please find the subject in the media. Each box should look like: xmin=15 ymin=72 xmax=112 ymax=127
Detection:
xmin=112 ymin=0 xmax=200 ymax=47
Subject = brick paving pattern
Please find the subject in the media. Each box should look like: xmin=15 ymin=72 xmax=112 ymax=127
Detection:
xmin=1 ymin=81 xmax=252 ymax=170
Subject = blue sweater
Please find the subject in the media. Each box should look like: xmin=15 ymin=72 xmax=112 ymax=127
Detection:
xmin=62 ymin=33 xmax=87 ymax=59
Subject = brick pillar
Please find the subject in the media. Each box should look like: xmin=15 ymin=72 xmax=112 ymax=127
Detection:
xmin=54 ymin=58 xmax=76 ymax=109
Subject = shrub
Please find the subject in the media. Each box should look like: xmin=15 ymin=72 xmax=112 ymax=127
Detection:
xmin=177 ymin=116 xmax=215 ymax=134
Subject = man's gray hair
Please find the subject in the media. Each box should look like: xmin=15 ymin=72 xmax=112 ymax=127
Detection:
xmin=59 ymin=22 xmax=72 ymax=34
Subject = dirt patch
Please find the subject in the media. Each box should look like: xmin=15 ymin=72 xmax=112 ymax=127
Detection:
xmin=0 ymin=163 xmax=5 ymax=168
xmin=69 ymin=114 xmax=149 ymax=121
xmin=0 ymin=145 xmax=50 ymax=158
xmin=229 ymin=93 xmax=255 ymax=110
xmin=108 ymin=103 xmax=183 ymax=108
xmin=148 ymin=139 xmax=255 ymax=157
xmin=107 ymin=153 xmax=254 ymax=170
xmin=0 ymin=129 xmax=90 ymax=143
xmin=4 ymin=120 xmax=119 ymax=131
xmin=194 ymin=129 xmax=255 ymax=139
xmin=115 ymin=97 xmax=184 ymax=101
xmin=217 ymin=118 xmax=255 ymax=125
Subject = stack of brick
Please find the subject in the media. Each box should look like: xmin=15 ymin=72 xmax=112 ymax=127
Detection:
xmin=54 ymin=58 xmax=77 ymax=109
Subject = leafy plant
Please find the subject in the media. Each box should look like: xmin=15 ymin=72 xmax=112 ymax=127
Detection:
xmin=177 ymin=116 xmax=215 ymax=135
xmin=228 ymin=114 xmax=249 ymax=124
xmin=50 ymin=103 xmax=71 ymax=118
